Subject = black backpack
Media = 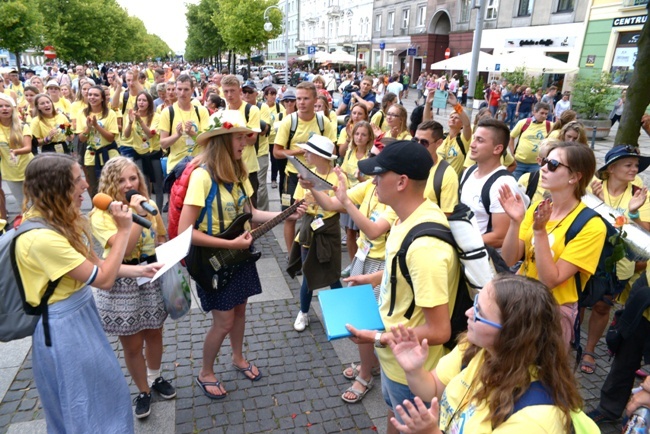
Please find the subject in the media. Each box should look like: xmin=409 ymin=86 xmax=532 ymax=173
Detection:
xmin=431 ymin=159 xmax=453 ymax=208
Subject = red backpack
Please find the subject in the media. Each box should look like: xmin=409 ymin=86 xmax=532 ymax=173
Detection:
xmin=167 ymin=161 xmax=198 ymax=240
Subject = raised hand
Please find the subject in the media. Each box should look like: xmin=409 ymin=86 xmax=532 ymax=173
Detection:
xmin=390 ymin=397 xmax=441 ymax=434
xmin=498 ymin=184 xmax=526 ymax=224
xmin=629 ymin=186 xmax=648 ymax=214
xmin=109 ymin=201 xmax=133 ymax=232
xmin=333 ymin=167 xmax=351 ymax=206
xmin=532 ymin=198 xmax=552 ymax=231
xmin=389 ymin=324 xmax=429 ymax=373
xmin=590 ymin=179 xmax=604 ymax=201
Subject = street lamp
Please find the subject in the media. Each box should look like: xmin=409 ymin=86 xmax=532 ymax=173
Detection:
xmin=264 ymin=3 xmax=289 ymax=85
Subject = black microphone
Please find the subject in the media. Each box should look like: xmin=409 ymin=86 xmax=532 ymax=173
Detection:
xmin=92 ymin=193 xmax=152 ymax=229
xmin=125 ymin=189 xmax=158 ymax=216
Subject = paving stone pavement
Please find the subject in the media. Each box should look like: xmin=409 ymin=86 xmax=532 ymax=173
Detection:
xmin=1 ymin=90 xmax=649 ymax=433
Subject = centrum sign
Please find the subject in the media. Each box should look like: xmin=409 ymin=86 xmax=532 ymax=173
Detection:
xmin=613 ymin=15 xmax=647 ymax=27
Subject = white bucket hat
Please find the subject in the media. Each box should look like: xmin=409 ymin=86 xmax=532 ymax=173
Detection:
xmin=297 ymin=135 xmax=337 ymax=160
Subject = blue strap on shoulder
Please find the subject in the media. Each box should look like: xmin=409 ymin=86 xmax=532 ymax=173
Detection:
xmin=511 ymin=381 xmax=554 ymax=415
xmin=195 ymin=166 xmax=220 ymax=236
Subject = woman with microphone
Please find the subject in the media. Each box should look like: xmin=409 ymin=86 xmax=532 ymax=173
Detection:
xmin=14 ymin=153 xmax=161 ymax=432
xmin=90 ymin=156 xmax=173 ymax=419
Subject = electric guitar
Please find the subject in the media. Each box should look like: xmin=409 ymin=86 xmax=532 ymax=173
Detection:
xmin=187 ymin=199 xmax=305 ymax=291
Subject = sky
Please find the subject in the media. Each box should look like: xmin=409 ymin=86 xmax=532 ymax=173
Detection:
xmin=116 ymin=0 xmax=199 ymax=54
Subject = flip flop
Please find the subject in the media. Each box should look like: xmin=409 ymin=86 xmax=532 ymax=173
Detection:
xmin=233 ymin=362 xmax=263 ymax=381
xmin=195 ymin=377 xmax=227 ymax=400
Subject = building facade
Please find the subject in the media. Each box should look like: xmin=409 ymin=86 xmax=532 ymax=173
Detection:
xmin=266 ymin=0 xmax=301 ymax=66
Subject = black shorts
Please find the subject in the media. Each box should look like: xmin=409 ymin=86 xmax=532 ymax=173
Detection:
xmin=281 ymin=172 xmax=299 ymax=211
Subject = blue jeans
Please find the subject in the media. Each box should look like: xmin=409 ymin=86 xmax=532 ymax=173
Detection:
xmin=518 ymin=111 xmax=532 ymax=121
xmin=381 ymin=370 xmax=429 ymax=424
xmin=513 ymin=161 xmax=539 ymax=180
xmin=118 ymin=145 xmax=136 ymax=159
xmin=299 ymin=247 xmax=342 ymax=313
xmin=506 ymin=105 xmax=517 ymax=129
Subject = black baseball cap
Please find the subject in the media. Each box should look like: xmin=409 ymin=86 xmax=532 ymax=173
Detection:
xmin=358 ymin=140 xmax=433 ymax=180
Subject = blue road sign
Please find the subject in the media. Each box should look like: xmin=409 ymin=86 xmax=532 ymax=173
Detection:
xmin=308 ymin=46 xmax=316 ymax=55
xmin=379 ymin=42 xmax=386 ymax=50
xmin=495 ymin=63 xmax=501 ymax=71
xmin=407 ymin=47 xmax=416 ymax=56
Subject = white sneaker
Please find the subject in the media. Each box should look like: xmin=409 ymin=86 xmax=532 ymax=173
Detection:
xmin=294 ymin=311 xmax=309 ymax=332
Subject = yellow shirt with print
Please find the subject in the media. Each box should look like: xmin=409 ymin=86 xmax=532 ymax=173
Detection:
xmin=15 ymin=217 xmax=87 ymax=306
xmin=31 ymin=113 xmax=73 ymax=155
xmin=370 ymin=110 xmax=390 ymax=133
xmin=115 ymin=92 xmax=138 ymax=148
xmin=0 ymin=124 xmax=33 ymax=181
xmin=274 ymin=112 xmax=336 ymax=175
xmin=53 ymin=98 xmax=72 ymax=118
xmin=91 ymin=201 xmax=165 ymax=260
xmin=519 ymin=200 xmax=605 ymax=305
xmin=184 ymin=168 xmax=253 ymax=234
xmin=125 ymin=113 xmax=161 ymax=154
xmin=347 ymin=180 xmax=397 ymax=260
xmin=437 ymin=133 xmax=470 ymax=176
xmin=233 ymin=103 xmax=260 ymax=173
xmin=293 ymin=170 xmax=341 ymax=221
xmin=257 ymin=102 xmax=271 ymax=157
xmin=158 ymin=103 xmax=210 ymax=174
xmin=70 ymin=101 xmax=86 ymax=126
xmin=377 ymin=200 xmax=460 ymax=385
xmin=424 ymin=158 xmax=459 ymax=214
xmin=340 ymin=146 xmax=370 ymax=189
xmin=437 ymin=344 xmax=567 ymax=433
xmin=511 ymin=119 xmax=550 ymax=164
xmin=75 ymin=110 xmax=120 ymax=166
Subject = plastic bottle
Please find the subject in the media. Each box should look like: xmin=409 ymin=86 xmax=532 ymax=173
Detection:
xmin=623 ymin=407 xmax=650 ymax=434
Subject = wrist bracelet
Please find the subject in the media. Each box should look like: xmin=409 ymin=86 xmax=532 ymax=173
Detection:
xmin=628 ymin=210 xmax=640 ymax=219
xmin=454 ymin=103 xmax=463 ymax=114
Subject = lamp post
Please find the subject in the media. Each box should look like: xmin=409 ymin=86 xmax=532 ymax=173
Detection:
xmin=466 ymin=0 xmax=487 ymax=116
xmin=264 ymin=2 xmax=289 ymax=86
xmin=168 ymin=51 xmax=172 ymax=62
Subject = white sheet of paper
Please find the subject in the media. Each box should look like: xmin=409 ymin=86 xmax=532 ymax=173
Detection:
xmin=138 ymin=225 xmax=193 ymax=285
xmin=287 ymin=155 xmax=333 ymax=191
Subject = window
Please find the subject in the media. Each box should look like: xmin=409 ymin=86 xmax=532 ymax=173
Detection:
xmin=486 ymin=0 xmax=498 ymax=19
xmin=459 ymin=0 xmax=471 ymax=23
xmin=610 ymin=31 xmax=639 ymax=85
xmin=375 ymin=14 xmax=382 ymax=32
xmin=373 ymin=50 xmax=381 ymax=68
xmin=417 ymin=6 xmax=426 ymax=27
xmin=402 ymin=9 xmax=410 ymax=29
xmin=388 ymin=11 xmax=395 ymax=30
xmin=557 ymin=0 xmax=574 ymax=12
xmin=518 ymin=0 xmax=534 ymax=16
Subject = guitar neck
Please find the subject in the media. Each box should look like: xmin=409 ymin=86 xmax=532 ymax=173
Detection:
xmin=251 ymin=199 xmax=305 ymax=241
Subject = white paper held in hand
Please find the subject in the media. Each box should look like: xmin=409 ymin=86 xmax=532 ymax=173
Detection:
xmin=137 ymin=225 xmax=193 ymax=285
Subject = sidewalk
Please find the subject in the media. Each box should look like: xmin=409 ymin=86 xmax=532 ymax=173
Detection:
xmin=1 ymin=92 xmax=648 ymax=433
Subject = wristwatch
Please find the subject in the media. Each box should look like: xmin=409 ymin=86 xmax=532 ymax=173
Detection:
xmin=374 ymin=332 xmax=385 ymax=348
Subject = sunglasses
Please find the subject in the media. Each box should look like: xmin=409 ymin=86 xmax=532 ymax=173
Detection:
xmin=473 ymin=294 xmax=502 ymax=329
xmin=541 ymin=157 xmax=571 ymax=173
xmin=242 ymin=89 xmax=255 ymax=94
xmin=412 ymin=137 xmax=430 ymax=148
xmin=622 ymin=145 xmax=640 ymax=155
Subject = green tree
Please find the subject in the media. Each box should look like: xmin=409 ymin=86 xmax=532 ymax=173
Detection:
xmin=0 ymin=0 xmax=44 ymax=72
xmin=186 ymin=0 xmax=226 ymax=65
xmin=571 ymin=72 xmax=618 ymax=120
xmin=213 ymin=0 xmax=283 ymax=62
xmin=615 ymin=12 xmax=649 ymax=146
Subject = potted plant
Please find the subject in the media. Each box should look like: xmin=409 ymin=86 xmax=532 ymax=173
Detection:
xmin=570 ymin=72 xmax=619 ymax=139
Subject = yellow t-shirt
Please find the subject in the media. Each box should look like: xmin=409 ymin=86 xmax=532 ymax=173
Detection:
xmin=340 ymin=146 xmax=370 ymax=189
xmin=337 ymin=127 xmax=350 ymax=146
xmin=30 ymin=113 xmax=71 ymax=145
xmin=90 ymin=201 xmax=165 ymax=260
xmin=75 ymin=110 xmax=120 ymax=166
xmin=9 ymin=81 xmax=24 ymax=105
xmin=274 ymin=113 xmax=337 ymax=175
xmin=0 ymin=124 xmax=33 ymax=181
xmin=232 ymin=103 xmax=260 ymax=172
xmin=518 ymin=201 xmax=606 ymax=305
xmin=347 ymin=180 xmax=398 ymax=260
xmin=436 ymin=345 xmax=567 ymax=433
xmin=125 ymin=113 xmax=161 ymax=154
xmin=158 ymin=103 xmax=210 ymax=174
xmin=293 ymin=170 xmax=341 ymax=221
xmin=267 ymin=102 xmax=286 ymax=145
xmin=517 ymin=171 xmax=547 ymax=204
xmin=257 ymin=103 xmax=271 ymax=157
xmin=15 ymin=219 xmax=87 ymax=306
xmin=328 ymin=111 xmax=337 ymax=127
xmin=184 ymin=167 xmax=253 ymax=234
xmin=547 ymin=129 xmax=561 ymax=141
xmin=70 ymin=100 xmax=86 ymax=125
xmin=385 ymin=130 xmax=412 ymax=140
xmin=511 ymin=119 xmax=550 ymax=164
xmin=53 ymin=98 xmax=72 ymax=118
xmin=377 ymin=200 xmax=460 ymax=384
xmin=424 ymin=158 xmax=459 ymax=214
xmin=438 ymin=133 xmax=471 ymax=176
xmin=116 ymin=92 xmax=138 ymax=148
xmin=370 ymin=110 xmax=390 ymax=133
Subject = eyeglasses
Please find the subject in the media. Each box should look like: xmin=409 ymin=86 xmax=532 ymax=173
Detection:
xmin=412 ymin=137 xmax=430 ymax=147
xmin=386 ymin=113 xmax=399 ymax=118
xmin=541 ymin=158 xmax=571 ymax=173
xmin=473 ymin=294 xmax=502 ymax=329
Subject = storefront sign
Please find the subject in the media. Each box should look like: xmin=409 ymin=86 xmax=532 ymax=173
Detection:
xmin=613 ymin=15 xmax=647 ymax=27
xmin=504 ymin=37 xmax=576 ymax=48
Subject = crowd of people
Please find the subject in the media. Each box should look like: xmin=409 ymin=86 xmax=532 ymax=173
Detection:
xmin=4 ymin=59 xmax=650 ymax=433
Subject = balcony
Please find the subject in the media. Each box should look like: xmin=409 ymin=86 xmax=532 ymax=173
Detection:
xmin=327 ymin=6 xmax=344 ymax=18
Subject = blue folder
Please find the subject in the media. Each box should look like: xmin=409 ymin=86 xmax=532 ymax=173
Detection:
xmin=318 ymin=284 xmax=385 ymax=341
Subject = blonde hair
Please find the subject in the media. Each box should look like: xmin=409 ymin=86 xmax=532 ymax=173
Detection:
xmin=221 ymin=75 xmax=241 ymax=88
xmin=97 ymin=157 xmax=150 ymax=203
xmin=34 ymin=93 xmax=55 ymax=120
xmin=193 ymin=134 xmax=248 ymax=184
xmin=387 ymin=104 xmax=408 ymax=135
xmin=0 ymin=95 xmax=23 ymax=149
xmin=349 ymin=121 xmax=374 ymax=155
xmin=23 ymin=154 xmax=92 ymax=257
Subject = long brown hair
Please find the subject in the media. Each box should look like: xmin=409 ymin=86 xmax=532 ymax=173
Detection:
xmin=387 ymin=104 xmax=408 ymax=135
xmin=546 ymin=141 xmax=595 ymax=199
xmin=83 ymin=85 xmax=109 ymax=118
xmin=136 ymin=91 xmax=154 ymax=126
xmin=460 ymin=274 xmax=582 ymax=431
xmin=348 ymin=121 xmax=374 ymax=157
xmin=193 ymin=133 xmax=248 ymax=184
xmin=23 ymin=154 xmax=92 ymax=257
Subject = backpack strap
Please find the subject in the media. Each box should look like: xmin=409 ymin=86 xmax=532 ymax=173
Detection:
xmin=455 ymin=134 xmax=468 ymax=157
xmin=195 ymin=168 xmax=224 ymax=236
xmin=121 ymin=90 xmax=129 ymax=115
xmin=10 ymin=220 xmax=63 ymax=347
xmin=168 ymin=105 xmax=175 ymax=134
xmin=316 ymin=112 xmax=325 ymax=136
xmin=515 ymin=118 xmax=533 ymax=154
xmin=378 ymin=111 xmax=385 ymax=128
xmin=288 ymin=112 xmax=299 ymax=146
xmin=459 ymin=164 xmax=478 ymax=196
xmin=545 ymin=120 xmax=552 ymax=135
xmin=388 ymin=222 xmax=456 ymax=320
xmin=526 ymin=170 xmax=541 ymax=202
xmin=433 ymin=159 xmax=450 ymax=208
xmin=481 ymin=169 xmax=512 ymax=233
xmin=194 ymin=105 xmax=200 ymax=122
xmin=502 ymin=381 xmax=554 ymax=424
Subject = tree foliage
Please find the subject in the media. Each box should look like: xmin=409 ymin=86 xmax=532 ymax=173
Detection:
xmin=185 ymin=0 xmax=224 ymax=62
xmin=0 ymin=0 xmax=44 ymax=71
xmin=615 ymin=11 xmax=650 ymax=146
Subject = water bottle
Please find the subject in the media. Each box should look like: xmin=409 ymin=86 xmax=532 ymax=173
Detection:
xmin=623 ymin=407 xmax=650 ymax=434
